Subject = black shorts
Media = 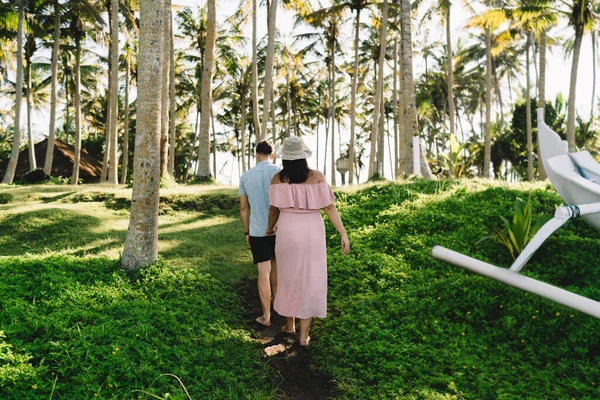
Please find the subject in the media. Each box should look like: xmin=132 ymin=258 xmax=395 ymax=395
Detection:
xmin=249 ymin=235 xmax=276 ymax=264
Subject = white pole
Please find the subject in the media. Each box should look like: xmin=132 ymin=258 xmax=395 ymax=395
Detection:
xmin=413 ymin=135 xmax=420 ymax=176
xmin=432 ymin=245 xmax=600 ymax=319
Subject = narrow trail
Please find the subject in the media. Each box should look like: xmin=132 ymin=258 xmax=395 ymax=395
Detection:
xmin=239 ymin=281 xmax=333 ymax=400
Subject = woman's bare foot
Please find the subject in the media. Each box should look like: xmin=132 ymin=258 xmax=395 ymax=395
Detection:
xmin=299 ymin=336 xmax=311 ymax=347
xmin=255 ymin=316 xmax=271 ymax=327
xmin=281 ymin=325 xmax=296 ymax=334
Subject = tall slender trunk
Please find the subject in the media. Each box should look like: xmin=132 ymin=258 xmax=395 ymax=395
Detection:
xmin=368 ymin=0 xmax=389 ymax=179
xmin=348 ymin=9 xmax=361 ymax=184
xmin=241 ymin=92 xmax=248 ymax=172
xmin=400 ymin=0 xmax=418 ymax=174
xmin=211 ymin=111 xmax=217 ymax=178
xmin=160 ymin=0 xmax=171 ymax=177
xmin=591 ymin=31 xmax=596 ymax=120
xmin=260 ymin=0 xmax=278 ymax=141
xmin=3 ymin=0 xmax=24 ymax=184
xmin=286 ymin=69 xmax=292 ymax=137
xmin=445 ymin=6 xmax=455 ymax=177
xmin=377 ymin=90 xmax=385 ymax=176
xmin=121 ymin=0 xmax=164 ymax=271
xmin=168 ymin=23 xmax=176 ymax=176
xmin=25 ymin=44 xmax=36 ymax=170
xmin=526 ymin=31 xmax=533 ymax=181
xmin=251 ymin=0 xmax=261 ymax=138
xmin=492 ymin=59 xmax=504 ymax=126
xmin=65 ymin=71 xmax=70 ymax=145
xmin=483 ymin=26 xmax=492 ymax=178
xmin=108 ymin=0 xmax=119 ymax=184
xmin=195 ymin=0 xmax=216 ymax=178
xmin=329 ymin=40 xmax=337 ymax=186
xmin=121 ymin=54 xmax=131 ymax=184
xmin=271 ymin=85 xmax=277 ymax=161
xmin=44 ymin=0 xmax=60 ymax=176
xmin=567 ymin=26 xmax=584 ymax=152
xmin=537 ymin=29 xmax=547 ymax=179
xmin=316 ymin=92 xmax=321 ymax=170
xmin=101 ymin=45 xmax=111 ymax=183
xmin=393 ymin=37 xmax=399 ymax=178
xmin=72 ymin=36 xmax=82 ymax=184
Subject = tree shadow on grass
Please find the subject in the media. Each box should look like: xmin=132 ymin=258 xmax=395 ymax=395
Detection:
xmin=0 ymin=209 xmax=114 ymax=256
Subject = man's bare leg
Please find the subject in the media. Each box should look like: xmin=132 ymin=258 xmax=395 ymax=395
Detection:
xmin=256 ymin=260 xmax=271 ymax=327
xmin=270 ymin=256 xmax=278 ymax=302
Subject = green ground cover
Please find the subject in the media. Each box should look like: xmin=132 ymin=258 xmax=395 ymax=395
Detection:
xmin=2 ymin=180 xmax=600 ymax=399
xmin=0 ymin=184 xmax=276 ymax=399
xmin=315 ymin=179 xmax=600 ymax=399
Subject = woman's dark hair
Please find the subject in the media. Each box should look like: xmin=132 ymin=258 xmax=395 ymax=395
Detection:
xmin=279 ymin=159 xmax=310 ymax=184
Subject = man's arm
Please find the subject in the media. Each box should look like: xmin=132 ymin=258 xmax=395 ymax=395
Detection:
xmin=240 ymin=195 xmax=250 ymax=244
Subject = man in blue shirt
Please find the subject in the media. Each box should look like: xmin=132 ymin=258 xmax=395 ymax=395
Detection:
xmin=239 ymin=141 xmax=282 ymax=327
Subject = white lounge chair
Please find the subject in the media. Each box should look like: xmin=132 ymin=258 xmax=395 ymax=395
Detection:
xmin=432 ymin=108 xmax=600 ymax=319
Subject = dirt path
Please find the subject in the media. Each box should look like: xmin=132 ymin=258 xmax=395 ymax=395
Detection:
xmin=239 ymin=281 xmax=334 ymax=399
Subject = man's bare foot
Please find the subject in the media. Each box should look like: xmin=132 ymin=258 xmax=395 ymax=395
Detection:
xmin=256 ymin=316 xmax=271 ymax=327
xmin=281 ymin=325 xmax=296 ymax=334
xmin=299 ymin=336 xmax=311 ymax=347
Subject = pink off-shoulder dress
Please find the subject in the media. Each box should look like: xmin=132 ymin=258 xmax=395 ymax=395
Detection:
xmin=269 ymin=182 xmax=336 ymax=319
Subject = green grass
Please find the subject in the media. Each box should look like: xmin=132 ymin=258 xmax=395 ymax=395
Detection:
xmin=0 ymin=184 xmax=275 ymax=399
xmin=312 ymin=179 xmax=600 ymax=399
xmin=3 ymin=180 xmax=600 ymax=399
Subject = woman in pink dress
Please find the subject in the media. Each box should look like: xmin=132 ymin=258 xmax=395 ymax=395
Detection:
xmin=266 ymin=136 xmax=350 ymax=347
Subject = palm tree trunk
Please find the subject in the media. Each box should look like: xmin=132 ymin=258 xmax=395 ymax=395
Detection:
xmin=121 ymin=0 xmax=164 ymax=272
xmin=196 ymin=0 xmax=216 ymax=179
xmin=286 ymin=69 xmax=292 ymax=137
xmin=483 ymin=26 xmax=492 ymax=178
xmin=72 ymin=37 xmax=82 ymax=185
xmin=393 ymin=37 xmax=399 ymax=178
xmin=400 ymin=0 xmax=418 ymax=174
xmin=251 ymin=0 xmax=261 ymax=138
xmin=369 ymin=0 xmax=389 ymax=179
xmin=241 ymin=92 xmax=248 ymax=172
xmin=445 ymin=6 xmax=455 ymax=176
xmin=377 ymin=90 xmax=385 ymax=176
xmin=121 ymin=54 xmax=131 ymax=185
xmin=329 ymin=41 xmax=337 ymax=186
xmin=160 ymin=0 xmax=171 ymax=177
xmin=537 ymin=29 xmax=547 ymax=179
xmin=44 ymin=0 xmax=60 ymax=176
xmin=526 ymin=30 xmax=533 ymax=181
xmin=108 ymin=0 xmax=119 ymax=184
xmin=591 ymin=31 xmax=596 ymax=120
xmin=260 ymin=0 xmax=278 ymax=141
xmin=271 ymin=85 xmax=277 ymax=161
xmin=567 ymin=26 xmax=584 ymax=152
xmin=101 ymin=54 xmax=111 ymax=183
xmin=168 ymin=22 xmax=176 ymax=176
xmin=348 ymin=9 xmax=361 ymax=184
xmin=211 ymin=110 xmax=217 ymax=178
xmin=25 ymin=46 xmax=36 ymax=170
xmin=2 ymin=0 xmax=24 ymax=184
xmin=316 ymin=92 xmax=321 ymax=170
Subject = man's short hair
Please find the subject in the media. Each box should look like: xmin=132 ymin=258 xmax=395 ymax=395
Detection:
xmin=256 ymin=140 xmax=274 ymax=156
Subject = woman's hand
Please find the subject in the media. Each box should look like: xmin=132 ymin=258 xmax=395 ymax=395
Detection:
xmin=341 ymin=234 xmax=350 ymax=255
xmin=266 ymin=226 xmax=277 ymax=236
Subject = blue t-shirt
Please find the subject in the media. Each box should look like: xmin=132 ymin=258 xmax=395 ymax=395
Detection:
xmin=239 ymin=161 xmax=282 ymax=237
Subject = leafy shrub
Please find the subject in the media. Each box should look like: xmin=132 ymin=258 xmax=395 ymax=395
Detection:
xmin=0 ymin=256 xmax=276 ymax=399
xmin=0 ymin=193 xmax=13 ymax=204
xmin=480 ymin=195 xmax=552 ymax=259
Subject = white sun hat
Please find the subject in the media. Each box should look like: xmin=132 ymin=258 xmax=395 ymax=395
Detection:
xmin=278 ymin=136 xmax=313 ymax=160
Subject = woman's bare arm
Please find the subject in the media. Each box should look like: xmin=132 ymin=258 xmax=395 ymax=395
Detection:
xmin=266 ymin=205 xmax=280 ymax=235
xmin=323 ymin=202 xmax=350 ymax=254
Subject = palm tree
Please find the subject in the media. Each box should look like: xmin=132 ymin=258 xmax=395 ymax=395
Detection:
xmin=121 ymin=33 xmax=137 ymax=184
xmin=43 ymin=0 xmax=61 ymax=176
xmin=259 ymin=0 xmax=278 ymax=142
xmin=2 ymin=0 xmax=25 ymax=184
xmin=565 ymin=0 xmax=593 ymax=152
xmin=122 ymin=0 xmax=164 ymax=271
xmin=159 ymin=0 xmax=172 ymax=178
xmin=66 ymin=0 xmax=104 ymax=185
xmin=195 ymin=0 xmax=216 ymax=180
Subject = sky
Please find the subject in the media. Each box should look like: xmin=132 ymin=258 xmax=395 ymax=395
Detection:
xmin=7 ymin=0 xmax=598 ymax=185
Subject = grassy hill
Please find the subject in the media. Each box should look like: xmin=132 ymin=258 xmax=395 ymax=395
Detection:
xmin=1 ymin=180 xmax=600 ymax=399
